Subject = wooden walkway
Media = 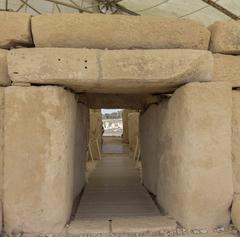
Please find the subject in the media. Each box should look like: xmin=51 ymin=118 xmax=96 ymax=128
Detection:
xmin=75 ymin=137 xmax=160 ymax=219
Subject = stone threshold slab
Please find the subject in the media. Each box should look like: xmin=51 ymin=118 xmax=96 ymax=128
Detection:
xmin=67 ymin=216 xmax=177 ymax=237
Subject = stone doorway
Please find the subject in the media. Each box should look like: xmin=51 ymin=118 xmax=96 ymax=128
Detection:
xmin=2 ymin=47 xmax=233 ymax=237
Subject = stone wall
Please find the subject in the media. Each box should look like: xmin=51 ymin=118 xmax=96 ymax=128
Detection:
xmin=1 ymin=11 xmax=240 ymax=235
xmin=122 ymin=109 xmax=131 ymax=144
xmin=89 ymin=109 xmax=102 ymax=160
xmin=0 ymin=88 xmax=4 ymax=234
xmin=140 ymin=82 xmax=233 ymax=229
xmin=3 ymin=86 xmax=88 ymax=235
xmin=128 ymin=112 xmax=139 ymax=159
xmin=140 ymin=104 xmax=159 ymax=195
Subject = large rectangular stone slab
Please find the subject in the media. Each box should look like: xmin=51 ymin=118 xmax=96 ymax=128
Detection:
xmin=209 ymin=21 xmax=240 ymax=54
xmin=7 ymin=48 xmax=213 ymax=94
xmin=0 ymin=12 xmax=32 ymax=49
xmin=0 ymin=49 xmax=10 ymax=86
xmin=128 ymin=112 xmax=139 ymax=159
xmin=232 ymin=91 xmax=240 ymax=194
xmin=73 ymin=103 xmax=89 ymax=198
xmin=122 ymin=109 xmax=132 ymax=144
xmin=213 ymin=54 xmax=240 ymax=87
xmin=89 ymin=109 xmax=102 ymax=160
xmin=78 ymin=93 xmax=158 ymax=110
xmin=0 ymin=88 xmax=4 ymax=234
xmin=4 ymin=86 xmax=88 ymax=235
xmin=140 ymin=104 xmax=159 ymax=195
xmin=156 ymin=82 xmax=233 ymax=229
xmin=32 ymin=14 xmax=210 ymax=50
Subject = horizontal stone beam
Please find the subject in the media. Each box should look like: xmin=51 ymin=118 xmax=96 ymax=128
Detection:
xmin=78 ymin=93 xmax=159 ymax=109
xmin=8 ymin=48 xmax=213 ymax=94
xmin=31 ymin=14 xmax=210 ymax=50
xmin=0 ymin=12 xmax=32 ymax=49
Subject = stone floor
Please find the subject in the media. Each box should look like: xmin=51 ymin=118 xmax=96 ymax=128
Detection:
xmin=68 ymin=137 xmax=177 ymax=236
xmin=76 ymin=136 xmax=160 ymax=219
xmin=67 ymin=137 xmax=238 ymax=237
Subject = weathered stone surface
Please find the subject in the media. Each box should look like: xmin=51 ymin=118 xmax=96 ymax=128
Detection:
xmin=4 ymin=86 xmax=88 ymax=234
xmin=128 ymin=112 xmax=139 ymax=159
xmin=112 ymin=216 xmax=177 ymax=234
xmin=32 ymin=14 xmax=210 ymax=50
xmin=213 ymin=54 xmax=240 ymax=87
xmin=0 ymin=50 xmax=10 ymax=86
xmin=156 ymin=82 xmax=233 ymax=229
xmin=0 ymin=88 xmax=4 ymax=234
xmin=89 ymin=109 xmax=102 ymax=160
xmin=209 ymin=21 xmax=240 ymax=54
xmin=78 ymin=93 xmax=159 ymax=110
xmin=232 ymin=91 xmax=240 ymax=194
xmin=140 ymin=104 xmax=159 ymax=195
xmin=0 ymin=12 xmax=32 ymax=49
xmin=231 ymin=194 xmax=240 ymax=231
xmin=74 ymin=103 xmax=89 ymax=198
xmin=8 ymin=48 xmax=213 ymax=94
xmin=122 ymin=110 xmax=132 ymax=144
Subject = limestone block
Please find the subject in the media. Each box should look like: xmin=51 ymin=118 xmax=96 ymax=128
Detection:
xmin=78 ymin=93 xmax=158 ymax=110
xmin=4 ymin=86 xmax=88 ymax=235
xmin=209 ymin=21 xmax=240 ymax=54
xmin=0 ymin=12 xmax=32 ymax=49
xmin=0 ymin=50 xmax=10 ymax=86
xmin=213 ymin=54 xmax=240 ymax=87
xmin=32 ymin=14 xmax=210 ymax=50
xmin=122 ymin=110 xmax=131 ymax=144
xmin=8 ymin=48 xmax=213 ymax=94
xmin=0 ymin=88 xmax=4 ymax=234
xmin=232 ymin=91 xmax=240 ymax=194
xmin=89 ymin=110 xmax=102 ymax=160
xmin=128 ymin=112 xmax=139 ymax=159
xmin=73 ymin=103 xmax=89 ymax=198
xmin=231 ymin=194 xmax=240 ymax=231
xmin=156 ymin=82 xmax=233 ymax=229
xmin=140 ymin=104 xmax=159 ymax=195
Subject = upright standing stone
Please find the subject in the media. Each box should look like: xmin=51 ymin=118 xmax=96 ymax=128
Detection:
xmin=128 ymin=112 xmax=139 ymax=159
xmin=156 ymin=82 xmax=233 ymax=229
xmin=0 ymin=88 xmax=4 ymax=234
xmin=4 ymin=86 xmax=88 ymax=235
xmin=89 ymin=110 xmax=102 ymax=160
xmin=0 ymin=50 xmax=10 ymax=86
xmin=231 ymin=194 xmax=240 ymax=231
xmin=0 ymin=12 xmax=32 ymax=49
xmin=140 ymin=104 xmax=159 ymax=195
xmin=232 ymin=91 xmax=240 ymax=194
xmin=32 ymin=14 xmax=210 ymax=49
xmin=232 ymin=91 xmax=240 ymax=231
xmin=122 ymin=109 xmax=131 ymax=144
xmin=74 ymin=103 xmax=89 ymax=198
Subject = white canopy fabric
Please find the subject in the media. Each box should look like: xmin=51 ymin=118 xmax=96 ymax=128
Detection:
xmin=1 ymin=0 xmax=240 ymax=25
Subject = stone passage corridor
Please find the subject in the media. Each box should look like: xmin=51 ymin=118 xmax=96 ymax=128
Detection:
xmin=76 ymin=137 xmax=160 ymax=219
